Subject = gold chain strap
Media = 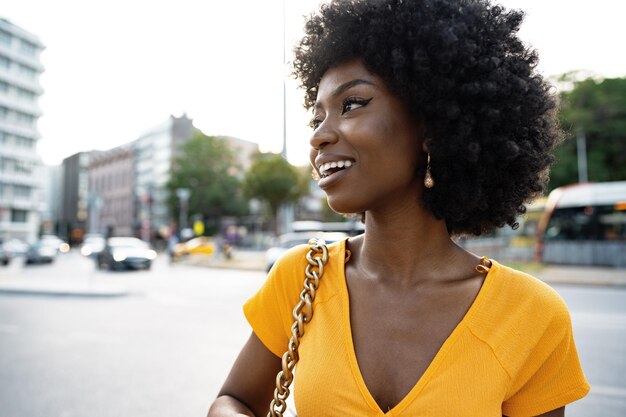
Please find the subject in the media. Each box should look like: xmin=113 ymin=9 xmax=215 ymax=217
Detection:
xmin=267 ymin=238 xmax=329 ymax=417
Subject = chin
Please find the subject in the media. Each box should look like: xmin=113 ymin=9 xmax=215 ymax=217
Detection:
xmin=326 ymin=196 xmax=365 ymax=216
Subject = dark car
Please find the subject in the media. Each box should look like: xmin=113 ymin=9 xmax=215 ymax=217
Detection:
xmin=96 ymin=237 xmax=157 ymax=271
xmin=24 ymin=241 xmax=58 ymax=264
xmin=0 ymin=243 xmax=11 ymax=266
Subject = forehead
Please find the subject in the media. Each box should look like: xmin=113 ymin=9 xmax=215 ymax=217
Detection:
xmin=316 ymin=59 xmax=379 ymax=100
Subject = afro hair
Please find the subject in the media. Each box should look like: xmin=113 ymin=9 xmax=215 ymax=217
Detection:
xmin=293 ymin=0 xmax=562 ymax=235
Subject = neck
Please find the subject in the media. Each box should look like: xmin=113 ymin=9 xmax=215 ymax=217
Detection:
xmin=352 ymin=207 xmax=472 ymax=286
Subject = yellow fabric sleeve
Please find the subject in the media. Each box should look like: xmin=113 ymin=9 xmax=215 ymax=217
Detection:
xmin=501 ymin=310 xmax=590 ymax=416
xmin=243 ymin=244 xmax=310 ymax=358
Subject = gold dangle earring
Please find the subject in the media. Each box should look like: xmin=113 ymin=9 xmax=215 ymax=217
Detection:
xmin=424 ymin=153 xmax=435 ymax=188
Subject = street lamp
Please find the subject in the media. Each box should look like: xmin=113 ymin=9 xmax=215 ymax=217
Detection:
xmin=176 ymin=188 xmax=191 ymax=232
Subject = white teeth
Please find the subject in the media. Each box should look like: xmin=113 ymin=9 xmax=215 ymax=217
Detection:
xmin=318 ymin=160 xmax=354 ymax=177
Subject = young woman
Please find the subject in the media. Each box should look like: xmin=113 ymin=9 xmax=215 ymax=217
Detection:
xmin=208 ymin=1 xmax=589 ymax=416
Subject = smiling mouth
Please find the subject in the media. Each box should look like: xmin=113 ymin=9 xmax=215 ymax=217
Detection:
xmin=318 ymin=160 xmax=354 ymax=178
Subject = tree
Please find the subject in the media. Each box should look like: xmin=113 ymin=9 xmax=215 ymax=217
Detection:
xmin=167 ymin=133 xmax=247 ymax=234
xmin=551 ymin=76 xmax=626 ymax=190
xmin=243 ymin=154 xmax=308 ymax=233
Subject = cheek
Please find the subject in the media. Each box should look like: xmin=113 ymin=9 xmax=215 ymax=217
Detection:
xmin=309 ymin=148 xmax=318 ymax=169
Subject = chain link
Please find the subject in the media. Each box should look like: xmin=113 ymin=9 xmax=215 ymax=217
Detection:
xmin=267 ymin=238 xmax=329 ymax=417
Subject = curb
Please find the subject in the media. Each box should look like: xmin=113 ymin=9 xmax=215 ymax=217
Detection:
xmin=0 ymin=288 xmax=132 ymax=298
xmin=537 ymin=276 xmax=626 ymax=288
xmin=0 ymin=282 xmax=133 ymax=298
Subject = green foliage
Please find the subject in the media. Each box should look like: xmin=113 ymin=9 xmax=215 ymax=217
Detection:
xmin=552 ymin=76 xmax=626 ymax=189
xmin=243 ymin=154 xmax=308 ymax=226
xmin=167 ymin=133 xmax=248 ymax=229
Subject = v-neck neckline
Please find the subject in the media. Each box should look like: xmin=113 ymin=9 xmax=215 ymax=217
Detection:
xmin=336 ymin=239 xmax=498 ymax=416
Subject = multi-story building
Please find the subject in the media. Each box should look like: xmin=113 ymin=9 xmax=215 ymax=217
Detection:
xmin=88 ymin=146 xmax=134 ymax=237
xmin=40 ymin=163 xmax=62 ymax=235
xmin=0 ymin=18 xmax=45 ymax=242
xmin=131 ymin=116 xmax=260 ymax=241
xmin=59 ymin=152 xmax=90 ymax=244
xmin=216 ymin=135 xmax=260 ymax=178
xmin=132 ymin=114 xmax=200 ymax=240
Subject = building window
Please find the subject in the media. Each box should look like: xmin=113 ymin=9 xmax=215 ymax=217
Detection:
xmin=0 ymin=30 xmax=11 ymax=47
xmin=18 ymin=64 xmax=36 ymax=80
xmin=15 ymin=135 xmax=34 ymax=148
xmin=17 ymin=87 xmax=36 ymax=102
xmin=0 ymin=54 xmax=9 ymax=70
xmin=0 ymin=106 xmax=7 ymax=120
xmin=11 ymin=209 xmax=28 ymax=223
xmin=19 ymin=40 xmax=37 ymax=57
xmin=14 ymin=185 xmax=31 ymax=198
xmin=15 ymin=111 xmax=35 ymax=126
xmin=14 ymin=160 xmax=32 ymax=174
xmin=0 ymin=81 xmax=8 ymax=93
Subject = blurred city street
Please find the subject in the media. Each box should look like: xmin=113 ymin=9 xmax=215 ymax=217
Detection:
xmin=0 ymin=250 xmax=625 ymax=417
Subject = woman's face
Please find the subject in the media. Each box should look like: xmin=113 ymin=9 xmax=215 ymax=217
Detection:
xmin=309 ymin=58 xmax=424 ymax=215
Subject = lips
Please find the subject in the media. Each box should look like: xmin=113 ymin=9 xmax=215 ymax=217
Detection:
xmin=318 ymin=160 xmax=353 ymax=178
xmin=313 ymin=156 xmax=356 ymax=190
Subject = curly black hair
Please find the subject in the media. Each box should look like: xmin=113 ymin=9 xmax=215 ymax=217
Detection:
xmin=293 ymin=0 xmax=561 ymax=236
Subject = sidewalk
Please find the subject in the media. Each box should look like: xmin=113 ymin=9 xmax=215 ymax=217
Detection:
xmin=0 ymin=250 xmax=624 ymax=298
xmin=532 ymin=264 xmax=626 ymax=287
xmin=184 ymin=250 xmax=626 ymax=287
xmin=178 ymin=250 xmax=266 ymax=271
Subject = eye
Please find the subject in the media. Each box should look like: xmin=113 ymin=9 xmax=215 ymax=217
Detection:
xmin=309 ymin=117 xmax=322 ymax=130
xmin=341 ymin=97 xmax=373 ymax=115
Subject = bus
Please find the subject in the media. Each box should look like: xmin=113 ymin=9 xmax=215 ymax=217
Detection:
xmin=536 ymin=181 xmax=626 ymax=267
xmin=457 ymin=197 xmax=547 ymax=263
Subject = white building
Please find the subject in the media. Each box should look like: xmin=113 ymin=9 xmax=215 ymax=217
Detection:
xmin=0 ymin=18 xmax=45 ymax=243
xmin=131 ymin=115 xmax=259 ymax=241
xmin=133 ymin=114 xmax=200 ymax=240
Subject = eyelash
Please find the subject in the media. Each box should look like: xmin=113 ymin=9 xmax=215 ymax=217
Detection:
xmin=342 ymin=97 xmax=372 ymax=114
xmin=309 ymin=97 xmax=373 ymax=130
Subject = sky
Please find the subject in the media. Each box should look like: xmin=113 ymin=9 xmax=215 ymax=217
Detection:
xmin=2 ymin=0 xmax=626 ymax=167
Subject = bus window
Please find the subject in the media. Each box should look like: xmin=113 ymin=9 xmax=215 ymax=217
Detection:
xmin=537 ymin=181 xmax=626 ymax=267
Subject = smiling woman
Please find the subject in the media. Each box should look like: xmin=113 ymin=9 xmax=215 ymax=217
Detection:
xmin=207 ymin=1 xmax=590 ymax=416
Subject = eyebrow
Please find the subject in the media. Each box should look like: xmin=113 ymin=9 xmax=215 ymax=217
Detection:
xmin=314 ymin=78 xmax=375 ymax=109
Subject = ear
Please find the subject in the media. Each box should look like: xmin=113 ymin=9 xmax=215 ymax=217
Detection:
xmin=416 ymin=119 xmax=430 ymax=153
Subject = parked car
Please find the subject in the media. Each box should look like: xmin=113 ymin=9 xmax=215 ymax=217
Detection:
xmin=24 ymin=241 xmax=58 ymax=264
xmin=39 ymin=235 xmax=70 ymax=253
xmin=172 ymin=236 xmax=215 ymax=259
xmin=265 ymin=231 xmax=348 ymax=272
xmin=80 ymin=234 xmax=106 ymax=257
xmin=0 ymin=243 xmax=11 ymax=266
xmin=2 ymin=238 xmax=29 ymax=256
xmin=96 ymin=237 xmax=157 ymax=271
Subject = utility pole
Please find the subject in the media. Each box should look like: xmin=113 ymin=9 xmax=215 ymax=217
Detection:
xmin=176 ymin=188 xmax=191 ymax=232
xmin=281 ymin=0 xmax=287 ymax=159
xmin=576 ymin=131 xmax=588 ymax=183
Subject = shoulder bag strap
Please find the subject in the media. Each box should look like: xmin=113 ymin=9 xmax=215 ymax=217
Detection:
xmin=267 ymin=238 xmax=329 ymax=417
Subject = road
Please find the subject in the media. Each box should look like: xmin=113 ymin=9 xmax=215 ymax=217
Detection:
xmin=0 ymin=250 xmax=624 ymax=417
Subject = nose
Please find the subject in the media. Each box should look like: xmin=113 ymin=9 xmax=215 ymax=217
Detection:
xmin=309 ymin=121 xmax=339 ymax=150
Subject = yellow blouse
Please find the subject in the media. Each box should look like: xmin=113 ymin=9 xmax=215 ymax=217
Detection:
xmin=244 ymin=239 xmax=589 ymax=416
